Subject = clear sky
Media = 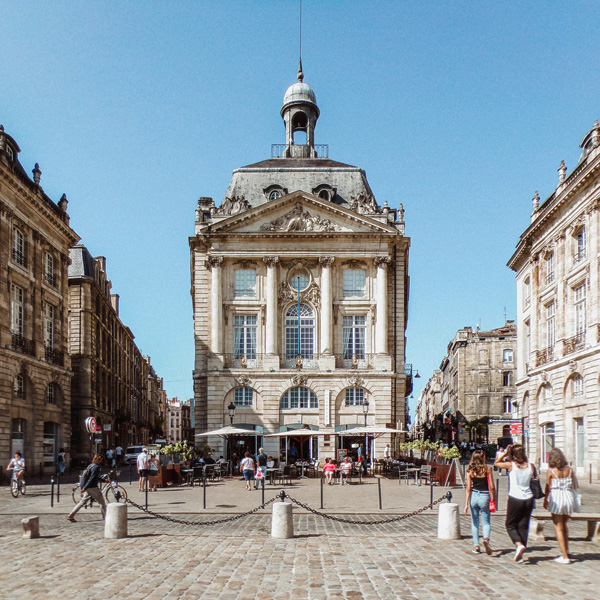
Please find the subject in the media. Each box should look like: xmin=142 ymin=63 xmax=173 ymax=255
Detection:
xmin=3 ymin=1 xmax=600 ymax=417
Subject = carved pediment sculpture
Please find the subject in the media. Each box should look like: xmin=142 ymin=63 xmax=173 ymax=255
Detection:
xmin=260 ymin=202 xmax=342 ymax=232
xmin=277 ymin=280 xmax=321 ymax=308
xmin=292 ymin=374 xmax=308 ymax=386
xmin=215 ymin=195 xmax=250 ymax=216
xmin=236 ymin=375 xmax=252 ymax=387
xmin=350 ymin=193 xmax=381 ymax=215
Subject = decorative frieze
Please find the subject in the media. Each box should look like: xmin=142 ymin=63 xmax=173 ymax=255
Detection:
xmin=260 ymin=202 xmax=342 ymax=232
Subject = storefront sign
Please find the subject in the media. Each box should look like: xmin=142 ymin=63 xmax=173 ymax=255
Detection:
xmin=85 ymin=417 xmax=97 ymax=434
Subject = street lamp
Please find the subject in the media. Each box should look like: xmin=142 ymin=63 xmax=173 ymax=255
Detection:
xmin=228 ymin=402 xmax=236 ymax=426
xmin=362 ymin=399 xmax=369 ymax=475
xmin=227 ymin=402 xmax=236 ymax=466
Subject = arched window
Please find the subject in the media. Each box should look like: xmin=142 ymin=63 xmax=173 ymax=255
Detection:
xmin=234 ymin=387 xmax=253 ymax=407
xmin=285 ymin=304 xmax=314 ymax=359
xmin=280 ymin=387 xmax=318 ymax=409
xmin=345 ymin=387 xmax=365 ymax=407
xmin=47 ymin=383 xmax=57 ymax=404
xmin=14 ymin=375 xmax=25 ymax=399
xmin=572 ymin=375 xmax=584 ymax=397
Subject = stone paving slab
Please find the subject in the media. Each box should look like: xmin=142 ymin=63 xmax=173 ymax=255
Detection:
xmin=0 ymin=477 xmax=598 ymax=600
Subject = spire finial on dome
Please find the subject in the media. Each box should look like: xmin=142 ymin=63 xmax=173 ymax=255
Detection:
xmin=297 ymin=58 xmax=304 ymax=82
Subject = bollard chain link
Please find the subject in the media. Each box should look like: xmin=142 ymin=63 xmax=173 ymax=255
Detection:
xmin=283 ymin=492 xmax=451 ymax=525
xmin=123 ymin=496 xmax=276 ymax=526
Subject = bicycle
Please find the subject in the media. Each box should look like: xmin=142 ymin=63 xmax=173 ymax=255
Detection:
xmin=71 ymin=471 xmax=127 ymax=507
xmin=9 ymin=468 xmax=26 ymax=497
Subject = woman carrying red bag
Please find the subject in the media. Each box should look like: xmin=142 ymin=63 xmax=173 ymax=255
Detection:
xmin=464 ymin=449 xmax=497 ymax=555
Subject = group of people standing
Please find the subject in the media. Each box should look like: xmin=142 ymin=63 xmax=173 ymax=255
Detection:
xmin=464 ymin=443 xmax=580 ymax=564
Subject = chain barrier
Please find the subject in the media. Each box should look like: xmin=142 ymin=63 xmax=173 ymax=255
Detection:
xmin=122 ymin=490 xmax=452 ymax=528
xmin=283 ymin=491 xmax=452 ymax=525
xmin=123 ymin=496 xmax=277 ymax=527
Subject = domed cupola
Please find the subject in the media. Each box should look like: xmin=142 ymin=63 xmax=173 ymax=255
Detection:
xmin=281 ymin=60 xmax=319 ymax=158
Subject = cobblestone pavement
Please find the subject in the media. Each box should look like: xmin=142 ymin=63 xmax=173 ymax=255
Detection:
xmin=0 ymin=476 xmax=598 ymax=600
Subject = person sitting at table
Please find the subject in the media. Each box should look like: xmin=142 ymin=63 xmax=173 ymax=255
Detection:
xmin=266 ymin=456 xmax=275 ymax=468
xmin=204 ymin=453 xmax=216 ymax=465
xmin=340 ymin=456 xmax=353 ymax=485
xmin=216 ymin=456 xmax=227 ymax=464
xmin=323 ymin=458 xmax=336 ymax=485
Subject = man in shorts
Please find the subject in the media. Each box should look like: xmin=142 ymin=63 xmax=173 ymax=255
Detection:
xmin=137 ymin=447 xmax=149 ymax=491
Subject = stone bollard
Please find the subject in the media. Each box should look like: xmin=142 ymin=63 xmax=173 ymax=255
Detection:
xmin=21 ymin=516 xmax=40 ymax=539
xmin=104 ymin=503 xmax=128 ymax=539
xmin=271 ymin=502 xmax=294 ymax=539
xmin=437 ymin=502 xmax=461 ymax=540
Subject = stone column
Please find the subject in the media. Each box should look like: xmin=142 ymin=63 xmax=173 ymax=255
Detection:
xmin=263 ymin=257 xmax=279 ymax=355
xmin=319 ymin=257 xmax=334 ymax=355
xmin=374 ymin=257 xmax=391 ymax=354
xmin=206 ymin=256 xmax=224 ymax=354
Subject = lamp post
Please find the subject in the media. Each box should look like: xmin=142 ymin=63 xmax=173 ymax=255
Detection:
xmin=362 ymin=399 xmax=369 ymax=475
xmin=227 ymin=402 xmax=236 ymax=464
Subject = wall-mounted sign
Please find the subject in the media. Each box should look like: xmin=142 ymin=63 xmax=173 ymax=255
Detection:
xmin=85 ymin=417 xmax=97 ymax=434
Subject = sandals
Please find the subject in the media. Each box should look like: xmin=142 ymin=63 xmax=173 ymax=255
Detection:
xmin=483 ymin=538 xmax=493 ymax=555
xmin=66 ymin=515 xmax=77 ymax=522
xmin=472 ymin=547 xmax=481 ymax=553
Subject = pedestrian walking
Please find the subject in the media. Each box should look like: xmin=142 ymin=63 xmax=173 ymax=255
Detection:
xmin=68 ymin=455 xmax=107 ymax=522
xmin=115 ymin=445 xmax=123 ymax=464
xmin=464 ymin=449 xmax=496 ymax=555
xmin=57 ymin=448 xmax=66 ymax=474
xmin=544 ymin=448 xmax=579 ymax=564
xmin=494 ymin=443 xmax=535 ymax=562
xmin=254 ymin=447 xmax=267 ymax=489
xmin=137 ymin=447 xmax=149 ymax=492
xmin=148 ymin=452 xmax=159 ymax=491
xmin=240 ymin=451 xmax=255 ymax=491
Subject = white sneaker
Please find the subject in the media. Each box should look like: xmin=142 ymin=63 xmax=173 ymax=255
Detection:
xmin=553 ymin=556 xmax=571 ymax=564
xmin=514 ymin=545 xmax=526 ymax=562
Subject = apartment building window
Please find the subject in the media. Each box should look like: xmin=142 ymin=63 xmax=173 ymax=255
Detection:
xmin=233 ymin=315 xmax=257 ymax=358
xmin=502 ymin=371 xmax=512 ymax=386
xmin=574 ymin=227 xmax=586 ymax=264
xmin=11 ymin=284 xmax=24 ymax=336
xmin=234 ymin=387 xmax=253 ymax=407
xmin=280 ymin=386 xmax=318 ymax=409
xmin=574 ymin=283 xmax=586 ymax=341
xmin=503 ymin=396 xmax=513 ymax=413
xmin=44 ymin=303 xmax=55 ymax=349
xmin=544 ymin=385 xmax=553 ymax=404
xmin=47 ymin=383 xmax=57 ymax=404
xmin=234 ymin=269 xmax=256 ymax=297
xmin=523 ymin=276 xmax=531 ymax=308
xmin=541 ymin=422 xmax=555 ymax=464
xmin=45 ymin=253 xmax=56 ymax=286
xmin=285 ymin=304 xmax=314 ymax=359
xmin=12 ymin=227 xmax=25 ymax=266
xmin=342 ymin=315 xmax=366 ymax=359
xmin=546 ymin=302 xmax=555 ymax=349
xmin=14 ymin=375 xmax=25 ymax=399
xmin=572 ymin=375 xmax=584 ymax=397
xmin=343 ymin=269 xmax=366 ymax=297
xmin=43 ymin=422 xmax=59 ymax=466
xmin=545 ymin=253 xmax=554 ymax=284
xmin=503 ymin=349 xmax=514 ymax=363
xmin=345 ymin=387 xmax=365 ymax=406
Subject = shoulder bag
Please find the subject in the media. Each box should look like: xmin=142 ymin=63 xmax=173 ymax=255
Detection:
xmin=530 ymin=464 xmax=545 ymax=499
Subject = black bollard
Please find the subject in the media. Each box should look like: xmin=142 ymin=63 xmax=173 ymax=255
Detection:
xmin=203 ymin=475 xmax=207 ymax=509
xmin=261 ymin=477 xmax=265 ymax=506
xmin=50 ymin=476 xmax=55 ymax=507
xmin=56 ymin=472 xmax=60 ymax=503
xmin=145 ymin=475 xmax=148 ymax=510
xmin=320 ymin=476 xmax=324 ymax=509
xmin=129 ymin=464 xmax=133 ymax=485
xmin=430 ymin=480 xmax=434 ymax=508
xmin=378 ymin=477 xmax=382 ymax=510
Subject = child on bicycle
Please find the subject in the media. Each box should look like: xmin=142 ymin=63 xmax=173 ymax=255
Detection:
xmin=7 ymin=451 xmax=25 ymax=481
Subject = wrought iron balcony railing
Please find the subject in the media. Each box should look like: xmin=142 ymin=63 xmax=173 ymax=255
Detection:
xmin=535 ymin=346 xmax=554 ymax=367
xmin=223 ymin=354 xmax=263 ymax=369
xmin=45 ymin=346 xmax=64 ymax=366
xmin=12 ymin=334 xmax=35 ymax=356
xmin=563 ymin=333 xmax=585 ymax=356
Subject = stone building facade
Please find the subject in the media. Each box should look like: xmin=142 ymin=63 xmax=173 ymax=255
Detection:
xmin=68 ymin=245 xmax=163 ymax=460
xmin=190 ymin=65 xmax=411 ymax=462
xmin=414 ymin=323 xmax=517 ymax=444
xmin=508 ymin=121 xmax=600 ymax=478
xmin=166 ymin=398 xmax=193 ymax=444
xmin=0 ymin=125 xmax=79 ymax=471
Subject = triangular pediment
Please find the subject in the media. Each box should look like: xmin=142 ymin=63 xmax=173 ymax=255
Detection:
xmin=207 ymin=191 xmax=398 ymax=235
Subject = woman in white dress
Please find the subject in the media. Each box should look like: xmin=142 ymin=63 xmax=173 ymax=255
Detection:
xmin=544 ymin=448 xmax=578 ymax=564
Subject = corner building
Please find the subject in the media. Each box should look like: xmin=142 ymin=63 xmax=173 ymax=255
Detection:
xmin=508 ymin=121 xmax=600 ymax=479
xmin=190 ymin=66 xmax=410 ymax=461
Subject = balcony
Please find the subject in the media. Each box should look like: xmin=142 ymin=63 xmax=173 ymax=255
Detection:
xmin=535 ymin=346 xmax=554 ymax=367
xmin=573 ymin=248 xmax=586 ymax=265
xmin=271 ymin=144 xmax=329 ymax=159
xmin=45 ymin=346 xmax=65 ymax=366
xmin=545 ymin=272 xmax=555 ymax=285
xmin=223 ymin=354 xmax=264 ymax=369
xmin=11 ymin=334 xmax=35 ymax=356
xmin=281 ymin=354 xmax=318 ymax=369
xmin=44 ymin=273 xmax=56 ymax=287
xmin=335 ymin=354 xmax=375 ymax=369
xmin=563 ymin=333 xmax=585 ymax=356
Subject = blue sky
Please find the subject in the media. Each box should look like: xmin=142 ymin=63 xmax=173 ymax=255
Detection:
xmin=3 ymin=1 xmax=600 ymax=416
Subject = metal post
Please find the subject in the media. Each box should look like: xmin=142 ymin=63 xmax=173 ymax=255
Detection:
xmin=203 ymin=475 xmax=207 ymax=509
xmin=129 ymin=463 xmax=133 ymax=485
xmin=145 ymin=474 xmax=148 ymax=510
xmin=261 ymin=477 xmax=265 ymax=506
xmin=50 ymin=476 xmax=55 ymax=507
xmin=378 ymin=477 xmax=382 ymax=510
xmin=430 ymin=479 xmax=434 ymax=508
xmin=320 ymin=475 xmax=324 ymax=509
xmin=56 ymin=472 xmax=60 ymax=503
xmin=590 ymin=463 xmax=593 ymax=484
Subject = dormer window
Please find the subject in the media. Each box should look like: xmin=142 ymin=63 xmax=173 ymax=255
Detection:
xmin=312 ymin=184 xmax=336 ymax=202
xmin=264 ymin=184 xmax=287 ymax=202
xmin=6 ymin=145 xmax=14 ymax=161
